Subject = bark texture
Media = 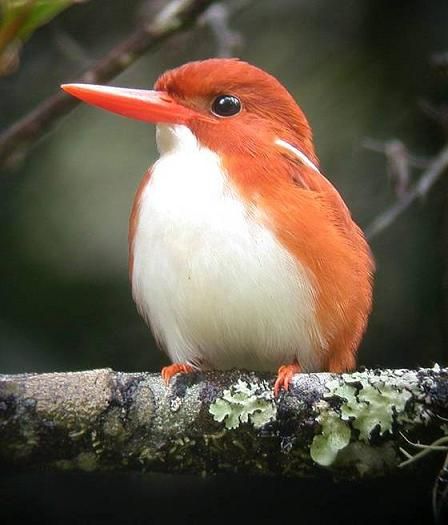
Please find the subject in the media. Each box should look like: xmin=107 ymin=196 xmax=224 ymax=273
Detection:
xmin=1 ymin=367 xmax=447 ymax=477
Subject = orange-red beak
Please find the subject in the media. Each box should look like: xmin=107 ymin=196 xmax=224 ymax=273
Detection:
xmin=61 ymin=83 xmax=195 ymax=125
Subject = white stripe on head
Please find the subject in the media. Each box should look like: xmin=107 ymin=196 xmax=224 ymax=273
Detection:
xmin=275 ymin=138 xmax=320 ymax=174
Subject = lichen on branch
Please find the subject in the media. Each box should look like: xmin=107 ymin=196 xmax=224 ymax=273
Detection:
xmin=1 ymin=366 xmax=447 ymax=477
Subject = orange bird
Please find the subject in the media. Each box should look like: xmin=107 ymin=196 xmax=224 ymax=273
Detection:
xmin=62 ymin=59 xmax=374 ymax=395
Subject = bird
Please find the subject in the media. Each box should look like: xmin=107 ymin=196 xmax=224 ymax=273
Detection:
xmin=62 ymin=58 xmax=374 ymax=395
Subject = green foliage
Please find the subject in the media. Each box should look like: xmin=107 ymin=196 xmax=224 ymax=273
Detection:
xmin=0 ymin=0 xmax=85 ymax=75
xmin=2 ymin=1 xmax=72 ymax=40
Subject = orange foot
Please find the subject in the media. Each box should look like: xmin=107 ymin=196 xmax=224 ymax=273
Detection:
xmin=161 ymin=363 xmax=194 ymax=384
xmin=274 ymin=362 xmax=301 ymax=397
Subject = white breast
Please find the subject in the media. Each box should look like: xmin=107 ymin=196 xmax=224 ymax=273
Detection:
xmin=131 ymin=125 xmax=325 ymax=372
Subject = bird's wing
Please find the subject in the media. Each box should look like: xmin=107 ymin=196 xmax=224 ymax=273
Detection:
xmin=282 ymin=152 xmax=355 ymax=233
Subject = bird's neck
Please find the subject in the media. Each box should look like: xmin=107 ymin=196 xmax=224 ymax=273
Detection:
xmin=154 ymin=123 xmax=321 ymax=197
xmin=155 ymin=123 xmax=198 ymax=155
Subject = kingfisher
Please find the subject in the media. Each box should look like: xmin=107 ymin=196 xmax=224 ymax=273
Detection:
xmin=62 ymin=58 xmax=374 ymax=395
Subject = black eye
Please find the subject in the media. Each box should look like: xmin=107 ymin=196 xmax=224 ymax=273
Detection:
xmin=211 ymin=95 xmax=241 ymax=117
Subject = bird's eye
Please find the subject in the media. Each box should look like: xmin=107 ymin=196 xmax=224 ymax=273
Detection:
xmin=211 ymin=95 xmax=241 ymax=117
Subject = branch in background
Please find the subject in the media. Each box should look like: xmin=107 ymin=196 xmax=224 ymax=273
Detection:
xmin=199 ymin=1 xmax=245 ymax=57
xmin=419 ymin=99 xmax=448 ymax=135
xmin=364 ymin=141 xmax=448 ymax=240
xmin=364 ymin=52 xmax=448 ymax=241
xmin=433 ymin=451 xmax=448 ymax=523
xmin=0 ymin=0 xmax=215 ymax=170
xmin=363 ymin=138 xmax=430 ymax=199
xmin=52 ymin=24 xmax=91 ymax=68
xmin=1 ymin=367 xmax=447 ymax=478
xmin=367 ymin=139 xmax=413 ymax=198
xmin=363 ymin=138 xmax=430 ymax=170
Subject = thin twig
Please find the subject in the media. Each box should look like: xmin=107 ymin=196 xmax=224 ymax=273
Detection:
xmin=52 ymin=25 xmax=91 ymax=68
xmin=200 ymin=1 xmax=245 ymax=57
xmin=362 ymin=138 xmax=429 ymax=169
xmin=0 ymin=0 xmax=215 ymax=170
xmin=419 ymin=99 xmax=448 ymax=132
xmin=365 ymin=143 xmax=448 ymax=240
xmin=400 ymin=430 xmax=448 ymax=451
xmin=399 ymin=436 xmax=448 ymax=468
xmin=433 ymin=452 xmax=448 ymax=524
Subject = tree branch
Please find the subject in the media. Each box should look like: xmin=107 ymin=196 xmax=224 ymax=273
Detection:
xmin=365 ymin=143 xmax=448 ymax=240
xmin=1 ymin=367 xmax=447 ymax=477
xmin=0 ymin=0 xmax=215 ymax=170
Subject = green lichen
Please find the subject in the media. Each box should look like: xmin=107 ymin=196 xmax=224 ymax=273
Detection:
xmin=310 ymin=404 xmax=351 ymax=466
xmin=209 ymin=379 xmax=276 ymax=430
xmin=310 ymin=370 xmax=421 ymax=467
xmin=328 ymin=376 xmax=412 ymax=441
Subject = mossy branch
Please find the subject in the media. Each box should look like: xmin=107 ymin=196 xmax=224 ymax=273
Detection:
xmin=1 ymin=367 xmax=448 ymax=477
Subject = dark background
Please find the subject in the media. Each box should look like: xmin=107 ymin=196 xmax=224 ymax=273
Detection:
xmin=1 ymin=0 xmax=447 ymax=523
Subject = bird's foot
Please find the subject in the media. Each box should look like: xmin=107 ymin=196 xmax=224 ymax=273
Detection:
xmin=274 ymin=362 xmax=301 ymax=397
xmin=161 ymin=363 xmax=194 ymax=384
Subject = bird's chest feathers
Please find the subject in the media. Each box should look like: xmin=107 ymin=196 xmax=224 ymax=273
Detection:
xmin=131 ymin=125 xmax=323 ymax=371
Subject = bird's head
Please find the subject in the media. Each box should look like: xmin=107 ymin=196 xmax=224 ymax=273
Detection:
xmin=62 ymin=58 xmax=317 ymax=171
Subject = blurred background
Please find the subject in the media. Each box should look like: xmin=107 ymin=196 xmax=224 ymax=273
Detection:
xmin=1 ymin=0 xmax=448 ymax=523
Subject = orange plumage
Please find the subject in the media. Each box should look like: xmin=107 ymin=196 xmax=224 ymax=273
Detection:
xmin=62 ymin=58 xmax=374 ymax=394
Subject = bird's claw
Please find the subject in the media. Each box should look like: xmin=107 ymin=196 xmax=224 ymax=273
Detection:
xmin=161 ymin=363 xmax=194 ymax=384
xmin=274 ymin=362 xmax=301 ymax=397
